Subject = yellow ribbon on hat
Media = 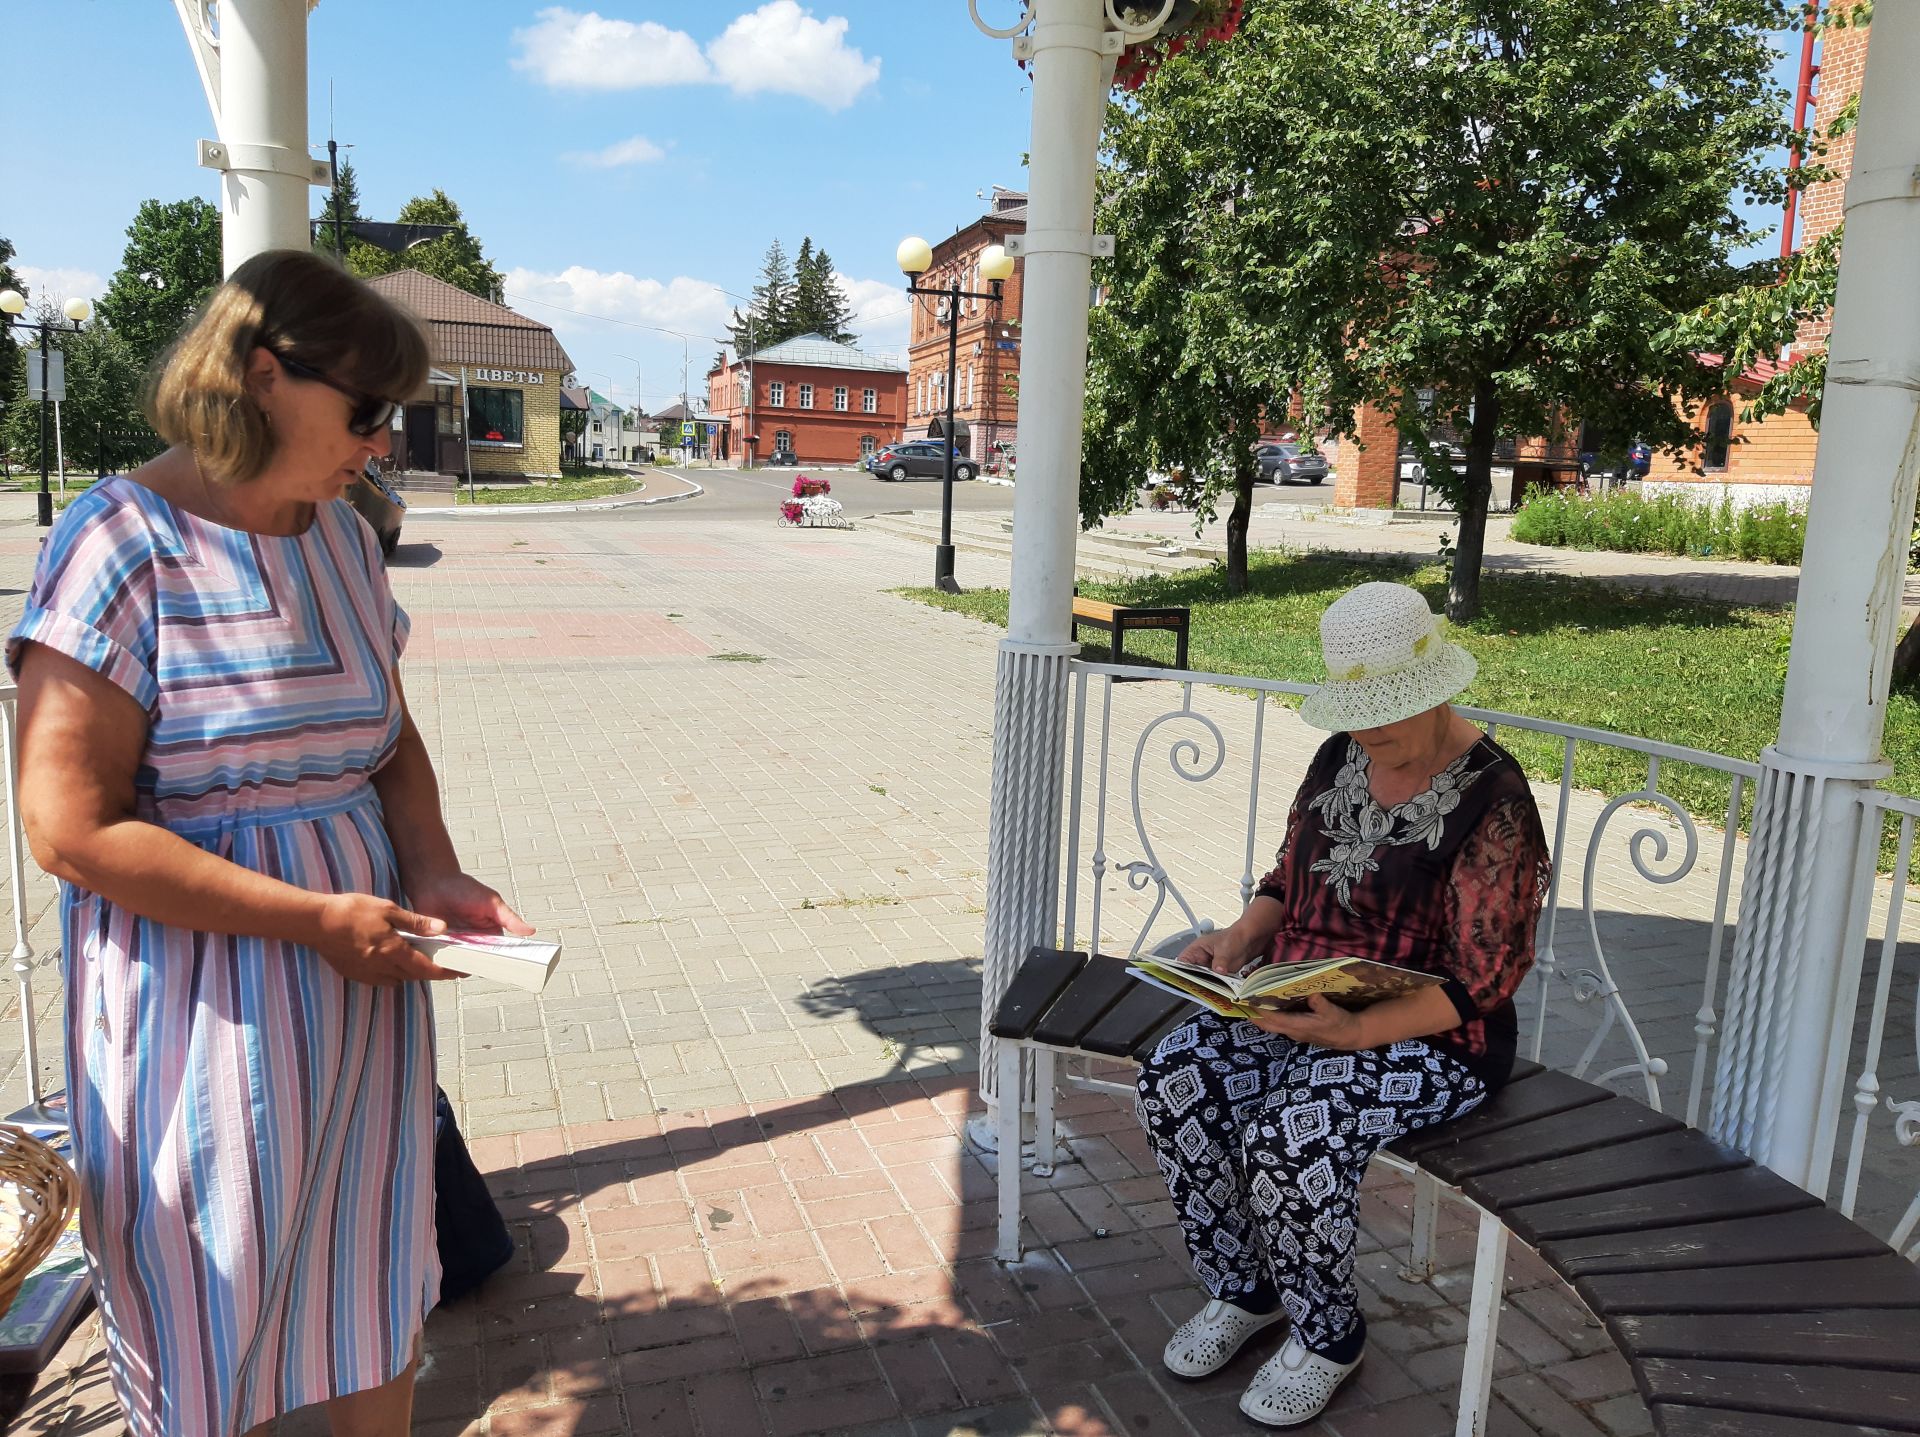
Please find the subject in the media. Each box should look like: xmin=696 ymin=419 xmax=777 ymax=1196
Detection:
xmin=1330 ymin=630 xmax=1435 ymax=683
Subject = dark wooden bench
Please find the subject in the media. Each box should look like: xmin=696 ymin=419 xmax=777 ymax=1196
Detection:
xmin=988 ymin=947 xmax=1920 ymax=1437
xmin=1071 ymin=595 xmax=1191 ymax=673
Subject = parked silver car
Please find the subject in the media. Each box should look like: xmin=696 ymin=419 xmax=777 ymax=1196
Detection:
xmin=1256 ymin=442 xmax=1329 ymax=485
xmin=867 ymin=439 xmax=977 ymax=483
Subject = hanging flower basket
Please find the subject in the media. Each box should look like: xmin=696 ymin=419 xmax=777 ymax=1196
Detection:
xmin=791 ymin=474 xmax=831 ymax=499
xmin=1111 ymin=0 xmax=1245 ymax=91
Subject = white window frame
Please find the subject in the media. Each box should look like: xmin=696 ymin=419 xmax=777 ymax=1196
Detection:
xmin=833 ymin=385 xmax=848 ymax=412
xmin=863 ymin=387 xmax=877 ymax=414
xmin=769 ymin=380 xmax=785 ymax=407
xmin=774 ymin=428 xmax=793 ymax=452
xmin=860 ymin=434 xmax=877 ymax=458
xmin=799 ymin=383 xmax=814 ymax=410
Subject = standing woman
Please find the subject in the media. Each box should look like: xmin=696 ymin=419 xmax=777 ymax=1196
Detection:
xmin=9 ymin=249 xmax=529 ymax=1436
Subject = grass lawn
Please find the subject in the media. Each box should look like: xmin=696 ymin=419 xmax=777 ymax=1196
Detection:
xmin=903 ymin=551 xmax=1920 ymax=836
xmin=455 ymin=470 xmax=643 ymax=505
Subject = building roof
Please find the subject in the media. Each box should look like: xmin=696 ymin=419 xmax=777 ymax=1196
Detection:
xmin=367 ymin=269 xmax=574 ymax=374
xmin=742 ymin=333 xmax=905 ymax=374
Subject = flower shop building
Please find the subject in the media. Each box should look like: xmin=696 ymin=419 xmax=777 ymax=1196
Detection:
xmin=707 ymin=334 xmax=907 ymax=467
xmin=367 ymin=270 xmax=574 ymax=481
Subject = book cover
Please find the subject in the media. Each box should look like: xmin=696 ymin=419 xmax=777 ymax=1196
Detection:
xmin=402 ymin=931 xmax=562 ymax=994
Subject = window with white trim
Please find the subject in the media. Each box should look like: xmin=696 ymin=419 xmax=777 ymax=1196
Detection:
xmin=769 ymin=380 xmax=785 ymax=407
xmin=862 ymin=387 xmax=877 ymax=414
xmin=774 ymin=429 xmax=792 ymax=452
xmin=833 ymin=385 xmax=848 ymax=412
xmin=965 ymin=365 xmax=974 ymax=410
xmin=860 ymin=434 xmax=876 ymax=458
xmin=799 ymin=383 xmax=814 ymax=409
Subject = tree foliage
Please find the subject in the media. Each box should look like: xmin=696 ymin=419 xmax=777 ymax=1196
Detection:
xmin=0 ymin=235 xmax=26 ymax=422
xmin=1106 ymin=0 xmax=1794 ymax=620
xmin=0 ymin=317 xmax=148 ymax=473
xmin=349 ymin=189 xmax=504 ymax=301
xmin=96 ymin=197 xmax=223 ymax=370
xmin=313 ymin=155 xmax=366 ymax=261
xmin=730 ymin=237 xmax=857 ymax=352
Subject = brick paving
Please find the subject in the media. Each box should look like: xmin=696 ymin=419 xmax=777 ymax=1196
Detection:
xmin=0 ymin=485 xmax=1906 ymax=1434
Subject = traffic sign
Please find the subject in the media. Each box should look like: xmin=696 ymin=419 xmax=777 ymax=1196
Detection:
xmin=26 ymin=351 xmax=65 ymax=402
xmin=681 ymin=421 xmax=696 ymax=438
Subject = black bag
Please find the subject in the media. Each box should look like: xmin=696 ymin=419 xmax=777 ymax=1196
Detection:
xmin=433 ymin=1088 xmax=515 ymax=1304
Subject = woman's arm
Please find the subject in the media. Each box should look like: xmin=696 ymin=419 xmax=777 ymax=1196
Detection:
xmin=16 ymin=646 xmax=457 ymax=985
xmin=372 ymin=670 xmax=532 ymax=936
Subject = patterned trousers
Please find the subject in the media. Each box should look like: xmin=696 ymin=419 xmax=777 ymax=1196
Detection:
xmin=1135 ymin=1010 xmax=1486 ymax=1353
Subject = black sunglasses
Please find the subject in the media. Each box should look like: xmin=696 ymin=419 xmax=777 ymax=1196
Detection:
xmin=274 ymin=351 xmax=399 ymax=437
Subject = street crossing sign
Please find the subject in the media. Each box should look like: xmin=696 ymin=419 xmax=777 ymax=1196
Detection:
xmin=681 ymin=421 xmax=696 ymax=438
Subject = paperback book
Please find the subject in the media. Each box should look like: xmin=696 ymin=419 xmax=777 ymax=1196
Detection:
xmin=1127 ymin=953 xmax=1442 ymax=1020
xmin=403 ymin=931 xmax=562 ymax=994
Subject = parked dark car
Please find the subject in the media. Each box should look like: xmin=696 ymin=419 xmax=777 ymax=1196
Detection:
xmin=1255 ymin=441 xmax=1329 ymax=485
xmin=766 ymin=446 xmax=799 ymax=467
xmin=867 ymin=439 xmax=977 ymax=483
xmin=351 ymin=462 xmax=406 ymax=558
xmin=1627 ymin=441 xmax=1652 ymax=477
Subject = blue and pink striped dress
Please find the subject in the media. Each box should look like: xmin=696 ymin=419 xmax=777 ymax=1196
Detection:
xmin=7 ymin=478 xmax=440 ymax=1436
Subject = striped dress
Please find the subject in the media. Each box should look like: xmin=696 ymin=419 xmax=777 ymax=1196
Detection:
xmin=6 ymin=478 xmax=439 ymax=1436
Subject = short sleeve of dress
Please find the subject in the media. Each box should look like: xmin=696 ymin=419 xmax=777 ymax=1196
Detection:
xmin=1440 ymin=790 xmax=1552 ymax=1021
xmin=6 ymin=488 xmax=160 ymax=712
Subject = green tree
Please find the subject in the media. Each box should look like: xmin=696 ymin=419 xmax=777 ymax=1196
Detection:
xmin=350 ymin=189 xmax=504 ymax=301
xmin=732 ymin=239 xmax=794 ymax=353
xmin=0 ymin=236 xmax=27 ymax=439
xmin=1 ymin=320 xmax=148 ymax=474
xmin=790 ymin=238 xmax=856 ymax=342
xmin=313 ymin=155 xmax=366 ymax=260
xmin=1169 ymin=0 xmax=1791 ymax=620
xmin=1084 ymin=66 xmax=1297 ymax=593
xmin=96 ymin=197 xmax=223 ymax=370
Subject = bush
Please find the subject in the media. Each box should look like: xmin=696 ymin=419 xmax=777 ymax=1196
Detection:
xmin=1511 ymin=489 xmax=1806 ymax=566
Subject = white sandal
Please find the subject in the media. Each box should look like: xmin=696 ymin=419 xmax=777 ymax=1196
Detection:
xmin=1162 ymin=1297 xmax=1288 ymax=1379
xmin=1239 ymin=1333 xmax=1363 ymax=1427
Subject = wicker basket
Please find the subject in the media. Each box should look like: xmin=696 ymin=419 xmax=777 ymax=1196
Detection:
xmin=0 ymin=1125 xmax=78 ymax=1314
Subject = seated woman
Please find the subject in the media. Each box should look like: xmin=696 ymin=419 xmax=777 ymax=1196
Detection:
xmin=1136 ymin=581 xmax=1550 ymax=1428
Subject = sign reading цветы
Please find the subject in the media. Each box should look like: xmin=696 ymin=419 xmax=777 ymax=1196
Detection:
xmin=469 ymin=368 xmax=545 ymax=385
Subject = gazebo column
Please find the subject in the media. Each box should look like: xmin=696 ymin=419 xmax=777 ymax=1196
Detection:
xmin=176 ymin=0 xmax=326 ymax=275
xmin=967 ymin=0 xmax=1118 ymax=1153
xmin=1711 ymin=2 xmax=1920 ymax=1191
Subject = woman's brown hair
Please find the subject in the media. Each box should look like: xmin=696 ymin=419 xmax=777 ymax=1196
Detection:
xmin=148 ymin=249 xmax=430 ymax=482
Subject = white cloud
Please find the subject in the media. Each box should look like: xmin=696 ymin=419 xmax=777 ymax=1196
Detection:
xmin=510 ymin=8 xmax=710 ymax=90
xmin=512 ymin=3 xmax=878 ymax=110
xmin=706 ymin=2 xmax=880 ymax=110
xmin=504 ymin=264 xmax=732 ymax=340
xmin=564 ymin=135 xmax=668 ymax=168
xmin=14 ymin=266 xmax=105 ymax=307
xmin=838 ymin=273 xmax=909 ymax=353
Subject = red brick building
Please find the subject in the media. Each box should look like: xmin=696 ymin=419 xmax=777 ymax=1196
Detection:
xmin=905 ymin=187 xmax=1028 ymax=466
xmin=707 ymin=334 xmax=907 ymax=467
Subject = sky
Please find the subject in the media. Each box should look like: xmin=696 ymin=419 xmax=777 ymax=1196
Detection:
xmin=7 ymin=0 xmax=1040 ymax=414
xmin=8 ymin=2 xmax=1804 ymax=418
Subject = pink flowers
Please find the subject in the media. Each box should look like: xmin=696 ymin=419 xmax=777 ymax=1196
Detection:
xmin=1113 ymin=0 xmax=1245 ymax=91
xmin=780 ymin=500 xmax=806 ymax=523
xmin=791 ymin=475 xmax=830 ymax=498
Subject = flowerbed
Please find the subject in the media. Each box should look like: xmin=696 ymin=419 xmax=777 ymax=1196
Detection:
xmin=1511 ymin=489 xmax=1806 ymax=566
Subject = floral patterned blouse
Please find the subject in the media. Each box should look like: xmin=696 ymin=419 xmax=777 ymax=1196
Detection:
xmin=1253 ymin=731 xmax=1552 ymax=1084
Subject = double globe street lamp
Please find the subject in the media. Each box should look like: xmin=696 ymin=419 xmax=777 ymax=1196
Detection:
xmin=0 ymin=288 xmax=92 ymax=527
xmin=896 ymin=236 xmax=1015 ymax=594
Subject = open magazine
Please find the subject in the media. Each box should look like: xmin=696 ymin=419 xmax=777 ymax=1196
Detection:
xmin=1127 ymin=952 xmax=1441 ymax=1020
xmin=401 ymin=931 xmax=562 ymax=994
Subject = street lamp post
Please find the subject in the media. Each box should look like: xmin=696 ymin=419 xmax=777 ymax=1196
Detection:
xmin=897 ymin=238 xmax=1015 ymax=594
xmin=1 ymin=289 xmax=93 ymax=528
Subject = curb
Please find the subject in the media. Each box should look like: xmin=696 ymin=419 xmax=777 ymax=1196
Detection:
xmin=403 ymin=478 xmax=705 ymax=517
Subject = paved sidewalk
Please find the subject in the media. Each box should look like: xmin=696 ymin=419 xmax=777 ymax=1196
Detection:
xmin=0 ymin=496 xmax=1894 ymax=1435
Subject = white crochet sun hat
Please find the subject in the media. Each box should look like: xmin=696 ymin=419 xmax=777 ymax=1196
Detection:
xmin=1298 ymin=581 xmax=1477 ymax=732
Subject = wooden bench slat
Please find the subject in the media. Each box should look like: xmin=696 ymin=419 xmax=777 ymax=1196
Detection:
xmin=1544 ymin=1207 xmax=1891 ymax=1279
xmin=1387 ymin=1069 xmax=1611 ymax=1161
xmin=1507 ymin=1059 xmax=1546 ymax=1085
xmin=1579 ymin=1253 xmax=1920 ymax=1317
xmin=1132 ymin=1011 xmax=1192 ymax=1062
xmin=1651 ymin=1403 xmax=1912 ymax=1437
xmin=1617 ymin=1309 xmax=1920 ymax=1374
xmin=1031 ymin=955 xmax=1138 ymax=1048
xmin=1080 ymin=985 xmax=1193 ymax=1058
xmin=1466 ymin=1130 xmax=1750 ymax=1214
xmin=1421 ymin=1096 xmax=1684 ymax=1184
xmin=1072 ymin=598 xmax=1122 ymax=622
xmin=1502 ymin=1165 xmax=1819 ymax=1245
xmin=987 ymin=948 xmax=1087 ymax=1040
xmin=1637 ymin=1358 xmax=1920 ymax=1432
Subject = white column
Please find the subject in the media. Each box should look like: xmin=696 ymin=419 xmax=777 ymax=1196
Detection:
xmin=1712 ymin=5 xmax=1920 ymax=1190
xmin=970 ymin=0 xmax=1114 ymax=1150
xmin=214 ymin=0 xmax=317 ymax=274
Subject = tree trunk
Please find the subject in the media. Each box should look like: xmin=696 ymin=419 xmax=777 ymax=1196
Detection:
xmin=1225 ymin=448 xmax=1256 ymax=595
xmin=1447 ymin=381 xmax=1500 ymax=623
xmin=1894 ymin=608 xmax=1920 ymax=685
